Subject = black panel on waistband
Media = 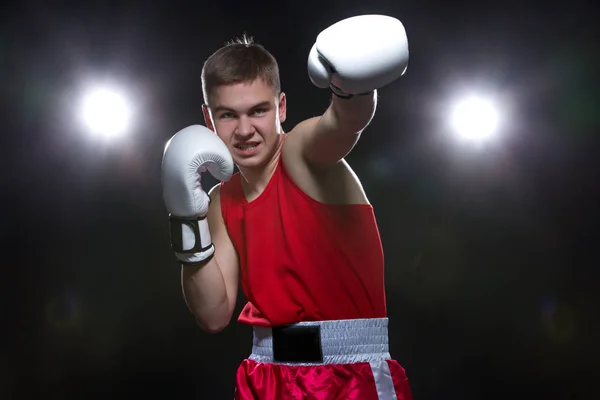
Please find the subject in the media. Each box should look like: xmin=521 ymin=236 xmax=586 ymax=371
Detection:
xmin=272 ymin=325 xmax=323 ymax=363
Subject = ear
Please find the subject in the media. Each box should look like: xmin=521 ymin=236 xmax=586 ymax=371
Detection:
xmin=278 ymin=92 xmax=287 ymax=124
xmin=202 ymin=104 xmax=215 ymax=131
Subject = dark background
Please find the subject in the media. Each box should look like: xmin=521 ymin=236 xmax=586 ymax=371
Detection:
xmin=3 ymin=0 xmax=599 ymax=398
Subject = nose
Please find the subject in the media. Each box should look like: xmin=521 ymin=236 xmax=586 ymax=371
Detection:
xmin=235 ymin=116 xmax=254 ymax=138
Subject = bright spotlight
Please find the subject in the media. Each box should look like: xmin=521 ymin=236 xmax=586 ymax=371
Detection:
xmin=450 ymin=95 xmax=500 ymax=141
xmin=80 ymin=87 xmax=131 ymax=138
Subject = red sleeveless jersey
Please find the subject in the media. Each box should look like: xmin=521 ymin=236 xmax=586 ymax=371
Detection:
xmin=219 ymin=155 xmax=387 ymax=327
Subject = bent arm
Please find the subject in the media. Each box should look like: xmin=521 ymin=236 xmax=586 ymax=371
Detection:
xmin=181 ymin=185 xmax=240 ymax=333
xmin=291 ymin=91 xmax=378 ymax=167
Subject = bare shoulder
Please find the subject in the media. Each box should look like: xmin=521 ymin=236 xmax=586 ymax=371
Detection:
xmin=208 ymin=182 xmax=222 ymax=202
xmin=206 ymin=182 xmax=240 ymax=271
xmin=282 ymin=119 xmax=369 ymax=205
xmin=205 ymin=183 xmax=240 ymax=318
xmin=206 ymin=183 xmax=227 ymax=230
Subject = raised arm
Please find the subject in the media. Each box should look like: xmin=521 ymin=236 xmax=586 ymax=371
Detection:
xmin=161 ymin=125 xmax=239 ymax=333
xmin=287 ymin=15 xmax=409 ymax=167
xmin=181 ymin=184 xmax=240 ymax=333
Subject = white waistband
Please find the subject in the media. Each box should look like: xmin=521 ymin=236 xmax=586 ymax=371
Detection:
xmin=249 ymin=318 xmax=391 ymax=366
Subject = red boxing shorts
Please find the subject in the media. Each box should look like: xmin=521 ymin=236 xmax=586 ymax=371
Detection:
xmin=234 ymin=318 xmax=413 ymax=400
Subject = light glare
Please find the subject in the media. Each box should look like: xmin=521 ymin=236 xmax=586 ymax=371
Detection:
xmin=450 ymin=95 xmax=499 ymax=141
xmin=81 ymin=88 xmax=130 ymax=138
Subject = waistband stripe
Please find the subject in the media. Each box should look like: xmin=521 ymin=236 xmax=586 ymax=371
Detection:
xmin=249 ymin=318 xmax=391 ymax=366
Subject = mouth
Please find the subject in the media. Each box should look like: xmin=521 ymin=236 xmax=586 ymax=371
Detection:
xmin=233 ymin=141 xmax=260 ymax=155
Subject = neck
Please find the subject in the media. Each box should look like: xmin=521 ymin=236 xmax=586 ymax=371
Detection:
xmin=238 ymin=136 xmax=284 ymax=201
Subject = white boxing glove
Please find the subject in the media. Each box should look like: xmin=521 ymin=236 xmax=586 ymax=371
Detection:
xmin=161 ymin=125 xmax=233 ymax=265
xmin=308 ymin=14 xmax=409 ymax=98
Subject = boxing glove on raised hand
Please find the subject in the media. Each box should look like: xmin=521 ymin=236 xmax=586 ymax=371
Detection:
xmin=308 ymin=14 xmax=409 ymax=98
xmin=161 ymin=125 xmax=233 ymax=265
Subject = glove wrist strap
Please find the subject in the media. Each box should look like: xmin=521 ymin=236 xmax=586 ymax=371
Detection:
xmin=330 ymin=84 xmax=374 ymax=100
xmin=330 ymin=84 xmax=353 ymax=99
xmin=169 ymin=214 xmax=215 ymax=265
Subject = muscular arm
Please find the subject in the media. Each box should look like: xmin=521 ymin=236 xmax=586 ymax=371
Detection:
xmin=180 ymin=184 xmax=239 ymax=333
xmin=289 ymin=91 xmax=378 ymax=167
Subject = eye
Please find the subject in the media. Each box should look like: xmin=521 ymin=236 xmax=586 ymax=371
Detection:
xmin=219 ymin=112 xmax=235 ymax=120
xmin=251 ymin=108 xmax=266 ymax=116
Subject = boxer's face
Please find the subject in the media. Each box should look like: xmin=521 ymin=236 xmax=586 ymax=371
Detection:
xmin=203 ymin=78 xmax=287 ymax=170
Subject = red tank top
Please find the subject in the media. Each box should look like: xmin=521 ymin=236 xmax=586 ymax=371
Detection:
xmin=219 ymin=154 xmax=387 ymax=327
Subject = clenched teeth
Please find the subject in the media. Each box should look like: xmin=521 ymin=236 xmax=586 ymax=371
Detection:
xmin=236 ymin=143 xmax=258 ymax=150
